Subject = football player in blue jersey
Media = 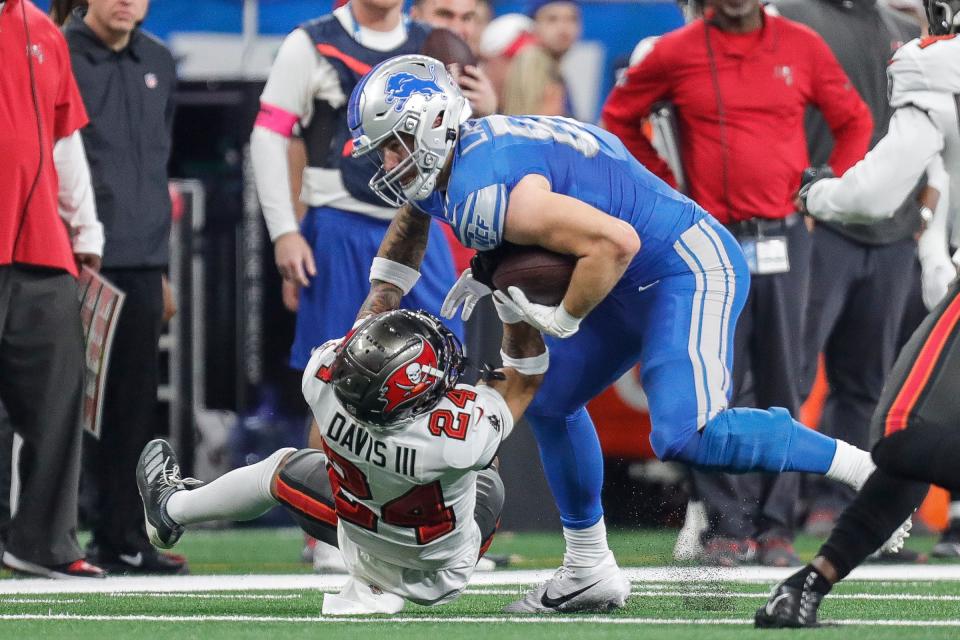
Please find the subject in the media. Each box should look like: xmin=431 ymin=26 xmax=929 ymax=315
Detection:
xmin=348 ymin=54 xmax=885 ymax=613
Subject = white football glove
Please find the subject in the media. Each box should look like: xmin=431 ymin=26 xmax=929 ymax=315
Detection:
xmin=879 ymin=516 xmax=912 ymax=555
xmin=441 ymin=268 xmax=492 ymax=321
xmin=502 ymin=286 xmax=582 ymax=338
xmin=921 ymin=260 xmax=957 ymax=311
xmin=491 ymin=290 xmax=526 ymax=324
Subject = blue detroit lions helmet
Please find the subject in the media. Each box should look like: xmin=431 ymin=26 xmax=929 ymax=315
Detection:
xmin=348 ymin=55 xmax=471 ymax=207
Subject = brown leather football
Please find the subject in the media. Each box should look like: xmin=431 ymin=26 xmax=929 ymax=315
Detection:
xmin=420 ymin=28 xmax=478 ymax=68
xmin=492 ymin=246 xmax=575 ymax=306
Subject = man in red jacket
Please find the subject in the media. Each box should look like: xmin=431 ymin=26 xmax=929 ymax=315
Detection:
xmin=603 ymin=0 xmax=872 ymax=566
xmin=0 ymin=0 xmax=105 ymax=578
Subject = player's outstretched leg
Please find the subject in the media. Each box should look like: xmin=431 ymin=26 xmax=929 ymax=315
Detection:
xmin=505 ymin=410 xmax=629 ymax=613
xmin=137 ymin=439 xmax=295 ymax=548
xmin=754 ymin=467 xmax=928 ymax=628
xmin=662 ymin=407 xmax=876 ymax=491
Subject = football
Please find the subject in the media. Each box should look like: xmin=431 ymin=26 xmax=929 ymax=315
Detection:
xmin=421 ymin=27 xmax=478 ymax=68
xmin=492 ymin=246 xmax=576 ymax=306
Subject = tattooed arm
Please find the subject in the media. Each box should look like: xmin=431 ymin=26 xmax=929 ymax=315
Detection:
xmin=356 ymin=205 xmax=433 ymax=321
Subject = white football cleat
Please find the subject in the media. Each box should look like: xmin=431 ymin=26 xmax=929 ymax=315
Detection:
xmin=503 ymin=552 xmax=630 ymax=613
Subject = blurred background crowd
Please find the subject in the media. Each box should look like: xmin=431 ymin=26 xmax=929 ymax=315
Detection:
xmin=0 ymin=0 xmax=951 ymax=578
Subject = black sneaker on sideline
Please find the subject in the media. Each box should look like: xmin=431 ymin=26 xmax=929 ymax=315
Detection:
xmin=2 ymin=551 xmax=106 ymax=579
xmin=867 ymin=547 xmax=929 ymax=564
xmin=87 ymin=544 xmax=189 ymax=575
xmin=933 ymin=523 xmax=960 ymax=558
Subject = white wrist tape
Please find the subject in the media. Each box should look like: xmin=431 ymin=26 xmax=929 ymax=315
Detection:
xmin=369 ymin=257 xmax=420 ymax=295
xmin=554 ymin=304 xmax=582 ymax=333
xmin=500 ymin=348 xmax=550 ymax=375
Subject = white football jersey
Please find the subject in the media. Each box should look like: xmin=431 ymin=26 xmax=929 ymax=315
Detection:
xmin=888 ymin=35 xmax=960 ymax=249
xmin=301 ymin=341 xmax=513 ymax=573
xmin=806 ymin=35 xmax=960 ymax=246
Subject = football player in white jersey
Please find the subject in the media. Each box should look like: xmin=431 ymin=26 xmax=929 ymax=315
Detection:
xmin=137 ymin=307 xmax=547 ymax=615
xmin=756 ymin=0 xmax=960 ymax=628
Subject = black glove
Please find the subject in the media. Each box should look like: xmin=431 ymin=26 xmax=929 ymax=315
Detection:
xmin=797 ymin=165 xmax=835 ymax=214
xmin=469 ymin=242 xmax=517 ymax=288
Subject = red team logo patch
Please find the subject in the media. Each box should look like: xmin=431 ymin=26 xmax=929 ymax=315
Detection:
xmin=380 ymin=339 xmax=443 ymax=413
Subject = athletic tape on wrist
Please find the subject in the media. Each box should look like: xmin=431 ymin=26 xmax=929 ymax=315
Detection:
xmin=554 ymin=304 xmax=582 ymax=333
xmin=369 ymin=257 xmax=420 ymax=295
xmin=500 ymin=349 xmax=550 ymax=375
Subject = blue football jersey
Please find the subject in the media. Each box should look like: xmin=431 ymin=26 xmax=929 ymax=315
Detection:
xmin=414 ymin=115 xmax=708 ymax=280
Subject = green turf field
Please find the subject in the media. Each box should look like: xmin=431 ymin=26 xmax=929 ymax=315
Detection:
xmin=2 ymin=528 xmax=959 ymax=639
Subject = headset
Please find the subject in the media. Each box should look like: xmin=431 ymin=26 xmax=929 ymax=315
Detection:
xmin=12 ymin=0 xmax=46 ymax=258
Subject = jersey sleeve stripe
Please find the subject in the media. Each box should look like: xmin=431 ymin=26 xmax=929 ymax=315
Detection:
xmin=255 ymin=102 xmax=299 ymax=137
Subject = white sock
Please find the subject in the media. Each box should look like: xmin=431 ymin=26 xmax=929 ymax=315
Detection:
xmin=167 ymin=448 xmax=296 ymax=525
xmin=562 ymin=519 xmax=612 ymax=568
xmin=824 ymin=440 xmax=876 ymax=491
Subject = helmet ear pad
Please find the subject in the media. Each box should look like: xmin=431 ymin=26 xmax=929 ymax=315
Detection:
xmin=329 ymin=310 xmax=464 ymax=429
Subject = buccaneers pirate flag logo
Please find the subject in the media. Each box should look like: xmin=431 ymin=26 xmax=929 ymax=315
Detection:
xmin=380 ymin=339 xmax=443 ymax=413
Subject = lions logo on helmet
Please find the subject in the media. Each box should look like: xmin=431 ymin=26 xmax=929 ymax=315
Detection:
xmin=384 ymin=65 xmax=447 ymax=112
xmin=380 ymin=338 xmax=444 ymax=413
xmin=347 ymin=54 xmax=471 ymax=207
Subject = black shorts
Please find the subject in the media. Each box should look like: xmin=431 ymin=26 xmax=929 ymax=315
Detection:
xmin=870 ymin=281 xmax=960 ymax=491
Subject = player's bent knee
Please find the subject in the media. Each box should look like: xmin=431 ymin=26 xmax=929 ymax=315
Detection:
xmin=275 ymin=448 xmax=340 ymax=547
xmin=474 ymin=467 xmax=505 ymax=543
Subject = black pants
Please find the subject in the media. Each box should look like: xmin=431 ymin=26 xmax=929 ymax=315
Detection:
xmin=693 ymin=220 xmax=811 ymax=541
xmin=801 ymin=228 xmax=916 ymax=512
xmin=819 ymin=280 xmax=960 ymax=580
xmin=0 ymin=401 xmax=11 ymax=527
xmin=0 ymin=266 xmax=84 ymax=565
xmin=85 ymin=268 xmax=164 ymax=553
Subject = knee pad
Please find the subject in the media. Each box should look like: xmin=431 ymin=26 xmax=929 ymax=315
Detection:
xmin=677 ymin=407 xmax=796 ymax=473
xmin=475 ymin=468 xmax=505 ymax=526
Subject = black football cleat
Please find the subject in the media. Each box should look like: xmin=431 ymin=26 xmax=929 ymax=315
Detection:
xmin=754 ymin=568 xmax=828 ymax=628
xmin=136 ymin=439 xmax=201 ymax=549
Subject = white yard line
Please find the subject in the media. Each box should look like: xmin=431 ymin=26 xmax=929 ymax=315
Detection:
xmin=2 ymin=566 xmax=960 ymax=595
xmin=2 ymin=613 xmax=960 ymax=627
xmin=463 ymin=588 xmax=960 ymax=602
xmin=121 ymin=592 xmax=303 ymax=599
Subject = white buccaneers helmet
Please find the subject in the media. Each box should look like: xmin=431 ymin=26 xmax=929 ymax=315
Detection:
xmin=347 ymin=54 xmax=471 ymax=207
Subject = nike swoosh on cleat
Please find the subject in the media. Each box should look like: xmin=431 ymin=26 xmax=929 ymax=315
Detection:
xmin=540 ymin=579 xmax=603 ymax=609
xmin=765 ymin=592 xmax=790 ymax=616
xmin=118 ymin=552 xmax=144 ymax=568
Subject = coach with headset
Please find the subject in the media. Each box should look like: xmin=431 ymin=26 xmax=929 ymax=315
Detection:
xmin=0 ymin=0 xmax=105 ymax=578
xmin=602 ymin=0 xmax=871 ymax=566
